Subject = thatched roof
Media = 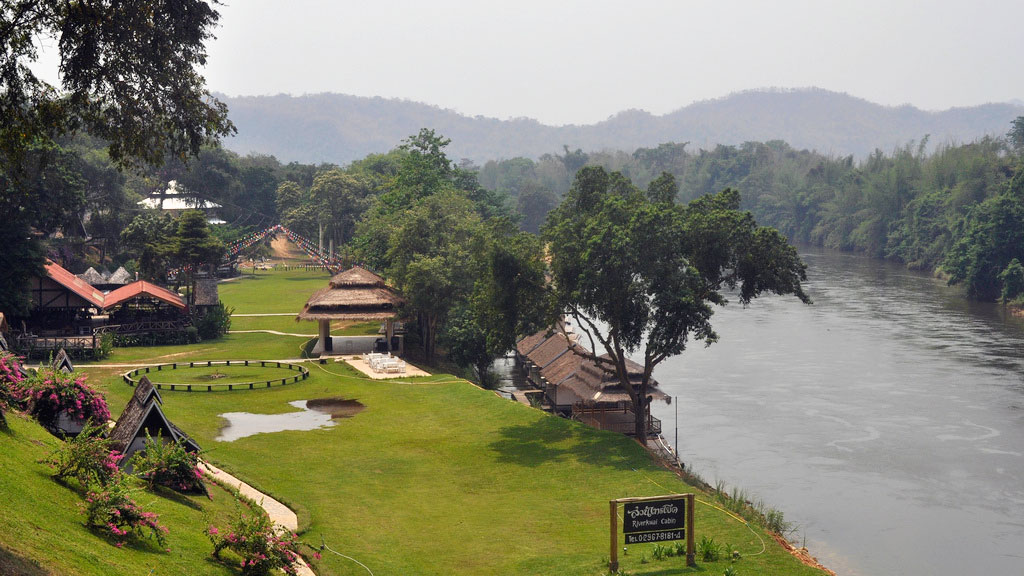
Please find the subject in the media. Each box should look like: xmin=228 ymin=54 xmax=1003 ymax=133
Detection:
xmin=517 ymin=328 xmax=668 ymax=406
xmin=516 ymin=329 xmax=552 ymax=357
xmin=298 ymin=266 xmax=404 ymax=322
xmin=108 ymin=376 xmax=198 ymax=457
xmin=329 ymin=266 xmax=387 ymax=288
xmin=77 ymin=267 xmax=107 ymax=285
xmin=107 ymin=267 xmax=133 ymax=285
xmin=193 ymin=279 xmax=219 ymax=306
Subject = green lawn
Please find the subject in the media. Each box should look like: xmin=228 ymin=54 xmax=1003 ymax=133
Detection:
xmin=230 ymin=316 xmax=381 ymax=337
xmin=83 ymin=363 xmax=824 ymax=576
xmin=0 ymin=414 xmax=253 ymax=576
xmin=81 ymin=333 xmax=314 ymax=365
xmin=218 ymin=270 xmax=330 ymax=314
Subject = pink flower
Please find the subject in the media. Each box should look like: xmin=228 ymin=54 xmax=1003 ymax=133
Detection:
xmin=313 ymin=551 xmax=322 ymax=560
xmin=207 ymin=526 xmax=219 ymax=535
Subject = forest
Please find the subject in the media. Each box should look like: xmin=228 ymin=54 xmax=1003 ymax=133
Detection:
xmin=5 ymin=118 xmax=1024 ymax=382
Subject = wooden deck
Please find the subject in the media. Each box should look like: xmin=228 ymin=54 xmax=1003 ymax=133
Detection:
xmin=573 ymin=405 xmax=662 ymax=437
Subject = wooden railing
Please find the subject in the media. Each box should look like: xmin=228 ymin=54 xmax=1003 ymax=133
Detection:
xmin=571 ymin=404 xmax=662 ymax=436
xmin=95 ymin=320 xmax=189 ymax=335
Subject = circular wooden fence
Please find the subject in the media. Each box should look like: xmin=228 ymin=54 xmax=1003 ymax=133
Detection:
xmin=122 ymin=360 xmax=310 ymax=392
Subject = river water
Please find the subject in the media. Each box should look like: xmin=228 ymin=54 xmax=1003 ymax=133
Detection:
xmin=648 ymin=247 xmax=1024 ymax=575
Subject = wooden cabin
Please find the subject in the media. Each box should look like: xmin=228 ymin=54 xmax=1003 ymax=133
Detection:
xmin=108 ymin=376 xmax=200 ymax=468
xmin=297 ymin=266 xmax=405 ymax=356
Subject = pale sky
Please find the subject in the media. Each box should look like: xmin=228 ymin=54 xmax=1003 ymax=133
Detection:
xmin=34 ymin=0 xmax=1024 ymax=126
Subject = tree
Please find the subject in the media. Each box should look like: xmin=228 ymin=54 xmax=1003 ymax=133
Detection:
xmin=1008 ymin=116 xmax=1024 ymax=154
xmin=168 ymin=210 xmax=223 ymax=306
xmin=1 ymin=0 xmax=233 ymax=316
xmin=443 ymin=225 xmax=550 ymax=383
xmin=1 ymin=0 xmax=233 ymax=170
xmin=944 ymin=166 xmax=1024 ymax=301
xmin=309 ymin=168 xmax=371 ymax=252
xmin=0 ymin=143 xmax=84 ymax=315
xmin=543 ymin=168 xmax=809 ymax=443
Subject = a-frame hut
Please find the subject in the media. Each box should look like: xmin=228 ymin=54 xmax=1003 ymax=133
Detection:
xmin=297 ymin=266 xmax=404 ymax=355
xmin=108 ymin=376 xmax=200 ymax=467
xmin=52 ymin=348 xmax=75 ymax=374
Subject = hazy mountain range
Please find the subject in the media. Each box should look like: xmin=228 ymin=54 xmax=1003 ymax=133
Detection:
xmin=219 ymin=88 xmax=1024 ymax=165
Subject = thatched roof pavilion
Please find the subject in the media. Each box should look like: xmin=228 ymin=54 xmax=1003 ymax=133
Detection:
xmin=297 ymin=266 xmax=404 ymax=355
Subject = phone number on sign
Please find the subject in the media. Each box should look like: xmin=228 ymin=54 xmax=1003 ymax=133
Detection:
xmin=625 ymin=530 xmax=685 ymax=544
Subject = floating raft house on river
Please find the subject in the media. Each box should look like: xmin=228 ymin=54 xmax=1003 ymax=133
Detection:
xmin=516 ymin=327 xmax=668 ymax=437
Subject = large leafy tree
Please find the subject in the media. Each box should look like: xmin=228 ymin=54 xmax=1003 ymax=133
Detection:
xmin=443 ymin=223 xmax=550 ymax=383
xmin=1 ymin=0 xmax=233 ymax=316
xmin=543 ymin=168 xmax=809 ymax=443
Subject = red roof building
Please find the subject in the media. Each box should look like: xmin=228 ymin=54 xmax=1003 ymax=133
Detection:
xmin=104 ymin=281 xmax=186 ymax=311
xmin=30 ymin=260 xmax=106 ymax=310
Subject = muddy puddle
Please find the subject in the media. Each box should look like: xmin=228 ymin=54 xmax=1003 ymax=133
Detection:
xmin=217 ymin=397 xmax=364 ymax=442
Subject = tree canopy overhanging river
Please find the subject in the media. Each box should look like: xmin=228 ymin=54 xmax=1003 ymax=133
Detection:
xmin=649 ymin=246 xmax=1024 ymax=576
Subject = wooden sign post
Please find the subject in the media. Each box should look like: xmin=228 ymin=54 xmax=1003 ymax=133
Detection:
xmin=609 ymin=493 xmax=695 ymax=571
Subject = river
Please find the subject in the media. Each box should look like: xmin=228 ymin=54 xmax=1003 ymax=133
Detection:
xmin=648 ymin=247 xmax=1024 ymax=575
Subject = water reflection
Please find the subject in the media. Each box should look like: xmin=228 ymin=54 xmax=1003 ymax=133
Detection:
xmin=217 ymin=400 xmax=334 ymax=442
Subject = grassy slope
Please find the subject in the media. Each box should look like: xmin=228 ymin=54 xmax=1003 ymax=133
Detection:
xmin=7 ymin=269 xmax=825 ymax=576
xmin=86 ymin=362 xmax=823 ymax=576
xmin=0 ymin=415 xmax=246 ymax=576
xmin=218 ymin=270 xmax=330 ymax=314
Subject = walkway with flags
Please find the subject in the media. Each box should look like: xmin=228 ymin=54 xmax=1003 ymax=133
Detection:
xmin=170 ymin=225 xmax=348 ymax=278
xmin=225 ymin=225 xmax=346 ymax=269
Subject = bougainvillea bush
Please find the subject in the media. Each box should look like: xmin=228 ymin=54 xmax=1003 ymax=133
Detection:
xmin=83 ymin=476 xmax=168 ymax=548
xmin=0 ymin=351 xmax=27 ymax=426
xmin=208 ymin=499 xmax=301 ymax=576
xmin=43 ymin=422 xmax=123 ymax=488
xmin=130 ymin=432 xmax=207 ymax=495
xmin=26 ymin=368 xmax=110 ymax=429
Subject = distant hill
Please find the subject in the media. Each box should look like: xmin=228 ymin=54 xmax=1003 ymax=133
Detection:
xmin=219 ymin=89 xmax=1024 ymax=165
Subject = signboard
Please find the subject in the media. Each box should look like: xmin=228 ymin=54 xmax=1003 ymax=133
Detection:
xmin=609 ymin=494 xmax=695 ymax=571
xmin=623 ymin=498 xmax=686 ymax=543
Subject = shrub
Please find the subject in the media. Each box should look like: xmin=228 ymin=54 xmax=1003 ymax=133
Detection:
xmin=195 ymin=301 xmax=233 ymax=340
xmin=698 ymin=535 xmax=722 ymax=562
xmin=130 ymin=431 xmax=206 ymax=495
xmin=0 ymin=352 xmax=27 ymax=426
xmin=26 ymin=368 xmax=110 ymax=429
xmin=208 ymin=499 xmax=302 ymax=576
xmin=83 ymin=476 xmax=168 ymax=548
xmin=96 ymin=332 xmax=114 ymax=360
xmin=43 ymin=422 xmax=123 ymax=488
